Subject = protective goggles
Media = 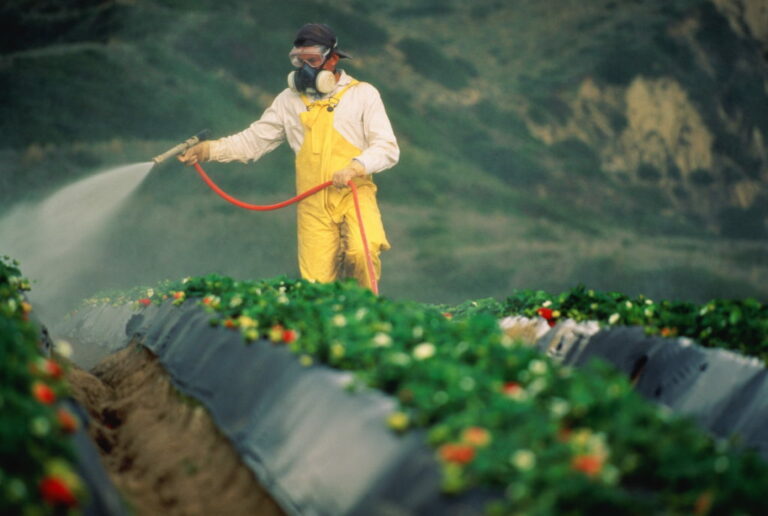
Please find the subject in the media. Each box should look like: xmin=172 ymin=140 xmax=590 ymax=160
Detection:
xmin=289 ymin=46 xmax=330 ymax=68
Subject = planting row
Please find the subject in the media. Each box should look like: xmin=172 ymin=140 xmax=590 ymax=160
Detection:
xmin=0 ymin=257 xmax=86 ymax=514
xmin=444 ymin=285 xmax=768 ymax=362
xmin=78 ymin=274 xmax=768 ymax=515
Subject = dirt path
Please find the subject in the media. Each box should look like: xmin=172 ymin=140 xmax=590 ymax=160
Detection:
xmin=65 ymin=344 xmax=285 ymax=516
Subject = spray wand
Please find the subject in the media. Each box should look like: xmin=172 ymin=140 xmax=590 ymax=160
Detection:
xmin=152 ymin=129 xmax=211 ymax=164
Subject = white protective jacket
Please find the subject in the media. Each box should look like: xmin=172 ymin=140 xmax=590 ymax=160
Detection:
xmin=209 ymin=71 xmax=399 ymax=174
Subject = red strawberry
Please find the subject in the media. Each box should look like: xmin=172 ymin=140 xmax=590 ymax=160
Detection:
xmin=30 ymin=358 xmax=60 ymax=378
xmin=660 ymin=327 xmax=677 ymax=337
xmin=502 ymin=381 xmax=523 ymax=396
xmin=44 ymin=359 xmax=63 ymax=379
xmin=282 ymin=328 xmax=298 ymax=344
xmin=57 ymin=409 xmax=79 ymax=434
xmin=571 ymin=454 xmax=603 ymax=477
xmin=32 ymin=382 xmax=56 ymax=405
xmin=202 ymin=295 xmax=218 ymax=306
xmin=39 ymin=475 xmax=78 ymax=507
xmin=439 ymin=443 xmax=476 ymax=465
xmin=537 ymin=307 xmax=553 ymax=320
xmin=138 ymin=298 xmax=151 ymax=306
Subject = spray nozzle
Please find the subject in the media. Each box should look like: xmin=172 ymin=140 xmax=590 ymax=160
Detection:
xmin=152 ymin=129 xmax=212 ymax=164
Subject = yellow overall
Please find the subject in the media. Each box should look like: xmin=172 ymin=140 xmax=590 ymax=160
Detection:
xmin=295 ymin=81 xmax=390 ymax=288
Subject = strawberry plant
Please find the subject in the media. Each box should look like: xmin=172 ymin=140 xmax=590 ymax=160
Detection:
xmin=443 ymin=285 xmax=768 ymax=362
xmin=87 ymin=273 xmax=768 ymax=514
xmin=0 ymin=257 xmax=86 ymax=514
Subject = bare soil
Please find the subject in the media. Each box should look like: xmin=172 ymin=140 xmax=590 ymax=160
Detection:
xmin=65 ymin=344 xmax=285 ymax=516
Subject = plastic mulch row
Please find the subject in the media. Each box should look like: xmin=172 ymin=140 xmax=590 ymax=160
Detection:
xmin=56 ymin=303 xmax=768 ymax=513
xmin=31 ymin=313 xmax=129 ymax=516
xmin=540 ymin=324 xmax=768 ymax=459
xmin=55 ymin=302 xmax=495 ymax=516
xmin=64 ymin=398 xmax=130 ymax=516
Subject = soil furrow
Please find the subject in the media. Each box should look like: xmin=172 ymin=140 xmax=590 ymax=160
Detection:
xmin=66 ymin=344 xmax=284 ymax=516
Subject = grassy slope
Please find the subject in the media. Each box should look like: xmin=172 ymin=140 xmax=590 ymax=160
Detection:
xmin=0 ymin=0 xmax=766 ymax=310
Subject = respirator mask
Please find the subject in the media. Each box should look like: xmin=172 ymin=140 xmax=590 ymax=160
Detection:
xmin=287 ymin=46 xmax=336 ymax=95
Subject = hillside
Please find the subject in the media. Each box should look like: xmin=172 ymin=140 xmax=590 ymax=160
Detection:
xmin=1 ymin=0 xmax=767 ymax=312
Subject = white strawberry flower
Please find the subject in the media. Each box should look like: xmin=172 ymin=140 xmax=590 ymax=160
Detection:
xmin=528 ymin=359 xmax=548 ymax=375
xmin=413 ymin=342 xmax=436 ymax=360
xmin=510 ymin=449 xmax=536 ymax=471
xmin=372 ymin=332 xmax=392 ymax=348
xmin=54 ymin=339 xmax=74 ymax=359
xmin=549 ymin=398 xmax=570 ymax=418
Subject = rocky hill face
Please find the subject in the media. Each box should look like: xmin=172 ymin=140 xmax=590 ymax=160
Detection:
xmin=630 ymin=2 xmax=768 ymax=236
xmin=716 ymin=0 xmax=768 ymax=49
xmin=501 ymin=1 xmax=768 ymax=238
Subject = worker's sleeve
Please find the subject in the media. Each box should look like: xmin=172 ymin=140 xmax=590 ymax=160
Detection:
xmin=353 ymin=85 xmax=399 ymax=174
xmin=209 ymin=93 xmax=288 ymax=164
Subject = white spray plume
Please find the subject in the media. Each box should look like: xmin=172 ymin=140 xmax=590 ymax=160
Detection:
xmin=0 ymin=162 xmax=155 ymax=319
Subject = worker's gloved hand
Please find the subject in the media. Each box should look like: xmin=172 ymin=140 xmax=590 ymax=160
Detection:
xmin=332 ymin=159 xmax=366 ymax=188
xmin=178 ymin=141 xmax=211 ymax=165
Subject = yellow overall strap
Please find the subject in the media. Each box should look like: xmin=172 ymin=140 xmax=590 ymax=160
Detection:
xmin=300 ymin=80 xmax=360 ymax=110
xmin=297 ymin=80 xmax=362 ymax=187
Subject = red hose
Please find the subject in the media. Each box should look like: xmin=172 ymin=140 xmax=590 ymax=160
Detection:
xmin=194 ymin=162 xmax=331 ymax=210
xmin=193 ymin=162 xmax=379 ymax=294
xmin=348 ymin=181 xmax=379 ymax=295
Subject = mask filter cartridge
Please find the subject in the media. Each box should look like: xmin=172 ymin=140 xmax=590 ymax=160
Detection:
xmin=287 ymin=63 xmax=336 ymax=95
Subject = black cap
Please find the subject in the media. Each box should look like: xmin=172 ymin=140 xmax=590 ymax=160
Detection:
xmin=293 ymin=23 xmax=350 ymax=58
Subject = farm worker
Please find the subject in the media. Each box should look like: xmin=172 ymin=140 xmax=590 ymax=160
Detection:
xmin=179 ymin=23 xmax=399 ymax=290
